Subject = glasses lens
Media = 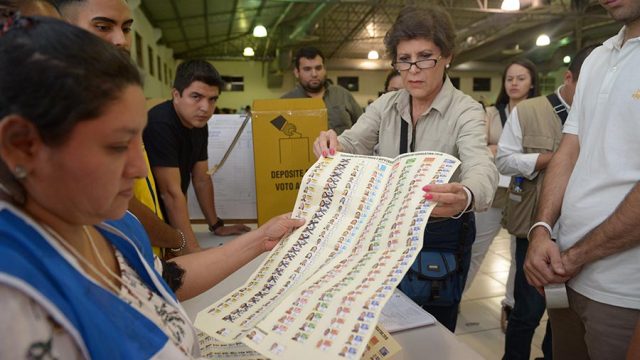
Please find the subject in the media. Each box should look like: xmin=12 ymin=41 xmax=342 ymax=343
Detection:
xmin=416 ymin=59 xmax=435 ymax=69
xmin=394 ymin=62 xmax=410 ymax=71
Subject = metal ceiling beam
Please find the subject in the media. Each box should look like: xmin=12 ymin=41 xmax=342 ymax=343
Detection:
xmin=204 ymin=0 xmax=209 ymax=44
xmin=288 ymin=2 xmax=335 ymax=42
xmin=152 ymin=5 xmax=283 ymax=23
xmin=248 ymin=0 xmax=268 ymax=35
xmin=227 ymin=0 xmax=240 ymax=39
xmin=261 ymin=3 xmax=295 ymax=59
xmin=454 ymin=16 xmax=573 ymax=64
xmin=141 ymin=0 xmax=610 ymax=69
xmin=175 ymin=32 xmax=249 ymax=58
xmin=168 ymin=0 xmax=189 ymax=48
xmin=327 ymin=1 xmax=381 ymax=58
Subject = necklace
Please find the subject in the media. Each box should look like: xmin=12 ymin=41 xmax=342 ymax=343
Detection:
xmin=43 ymin=224 xmax=122 ymax=294
xmin=44 ymin=223 xmax=193 ymax=355
xmin=79 ymin=226 xmax=149 ymax=307
xmin=84 ymin=226 xmax=123 ymax=287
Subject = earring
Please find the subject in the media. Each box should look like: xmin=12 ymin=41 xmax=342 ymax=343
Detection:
xmin=14 ymin=165 xmax=27 ymax=180
xmin=0 ymin=182 xmax=11 ymax=196
xmin=446 ymin=64 xmax=450 ymax=69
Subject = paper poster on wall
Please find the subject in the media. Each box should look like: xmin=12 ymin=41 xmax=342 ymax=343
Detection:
xmin=188 ymin=114 xmax=257 ymax=221
xmin=195 ymin=151 xmax=460 ymax=360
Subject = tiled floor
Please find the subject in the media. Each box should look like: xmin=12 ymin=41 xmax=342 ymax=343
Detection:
xmin=455 ymin=228 xmax=548 ymax=360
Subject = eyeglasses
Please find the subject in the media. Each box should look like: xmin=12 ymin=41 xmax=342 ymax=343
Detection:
xmin=393 ymin=55 xmax=442 ymax=71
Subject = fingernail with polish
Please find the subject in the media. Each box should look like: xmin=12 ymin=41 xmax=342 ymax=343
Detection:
xmin=322 ymin=150 xmax=327 ymax=157
xmin=329 ymin=148 xmax=335 ymax=155
xmin=425 ymin=194 xmax=433 ymax=200
xmin=423 ymin=185 xmax=431 ymax=191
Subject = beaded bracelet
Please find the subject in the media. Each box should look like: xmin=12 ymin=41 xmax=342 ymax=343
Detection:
xmin=169 ymin=229 xmax=186 ymax=253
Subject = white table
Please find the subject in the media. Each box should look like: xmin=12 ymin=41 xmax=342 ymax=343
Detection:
xmin=182 ymin=228 xmax=484 ymax=360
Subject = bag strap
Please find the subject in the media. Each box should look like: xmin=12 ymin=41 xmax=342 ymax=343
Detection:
xmin=546 ymin=93 xmax=568 ymax=125
xmin=496 ymin=103 xmax=508 ymax=127
xmin=400 ymin=120 xmax=409 ymax=155
xmin=399 ymin=96 xmax=414 ymax=155
xmin=456 ymin=216 xmax=469 ymax=273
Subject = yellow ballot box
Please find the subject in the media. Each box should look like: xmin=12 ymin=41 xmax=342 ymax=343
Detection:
xmin=252 ymin=98 xmax=327 ymax=225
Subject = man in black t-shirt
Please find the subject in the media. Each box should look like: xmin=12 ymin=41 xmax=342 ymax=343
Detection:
xmin=144 ymin=60 xmax=250 ymax=252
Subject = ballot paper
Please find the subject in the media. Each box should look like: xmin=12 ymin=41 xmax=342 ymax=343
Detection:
xmin=199 ymin=324 xmax=401 ymax=360
xmin=379 ymin=289 xmax=436 ymax=333
xmin=195 ymin=151 xmax=460 ymax=360
xmin=361 ymin=325 xmax=402 ymax=360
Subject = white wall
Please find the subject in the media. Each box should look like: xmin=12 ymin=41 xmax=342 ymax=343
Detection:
xmin=210 ymin=61 xmax=294 ymax=111
xmin=130 ymin=5 xmax=176 ymax=99
xmin=450 ymin=71 xmax=503 ymax=105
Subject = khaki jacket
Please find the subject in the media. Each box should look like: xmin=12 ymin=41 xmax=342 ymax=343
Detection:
xmin=502 ymin=96 xmax=563 ymax=237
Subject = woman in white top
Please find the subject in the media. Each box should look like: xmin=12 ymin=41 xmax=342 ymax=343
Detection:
xmin=465 ymin=58 xmax=539 ymax=332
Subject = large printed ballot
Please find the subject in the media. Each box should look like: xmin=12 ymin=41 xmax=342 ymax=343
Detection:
xmin=195 ymin=151 xmax=460 ymax=360
xmin=251 ymin=98 xmax=327 ymax=225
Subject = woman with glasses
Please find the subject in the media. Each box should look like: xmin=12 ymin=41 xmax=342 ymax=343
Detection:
xmin=313 ymin=5 xmax=497 ymax=331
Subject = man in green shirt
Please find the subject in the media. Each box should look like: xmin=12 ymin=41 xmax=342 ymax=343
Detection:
xmin=282 ymin=46 xmax=363 ymax=135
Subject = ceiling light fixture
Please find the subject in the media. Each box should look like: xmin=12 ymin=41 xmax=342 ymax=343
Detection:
xmin=501 ymin=0 xmax=520 ymax=11
xmin=253 ymin=25 xmax=267 ymax=38
xmin=367 ymin=50 xmax=379 ymax=60
xmin=563 ymin=55 xmax=571 ymax=64
xmin=366 ymin=23 xmax=375 ymax=37
xmin=536 ymin=34 xmax=551 ymax=46
xmin=243 ymin=47 xmax=255 ymax=56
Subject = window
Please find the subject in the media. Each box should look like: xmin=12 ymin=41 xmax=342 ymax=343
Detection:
xmin=147 ymin=46 xmax=154 ymax=76
xmin=472 ymin=77 xmax=491 ymax=92
xmin=134 ymin=32 xmax=143 ymax=68
xmin=157 ymin=56 xmax=162 ymax=82
xmin=164 ymin=63 xmax=169 ymax=85
xmin=221 ymin=76 xmax=244 ymax=91
xmin=337 ymin=76 xmax=359 ymax=92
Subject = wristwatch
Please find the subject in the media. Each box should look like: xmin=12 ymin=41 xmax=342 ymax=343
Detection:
xmin=209 ymin=218 xmax=225 ymax=233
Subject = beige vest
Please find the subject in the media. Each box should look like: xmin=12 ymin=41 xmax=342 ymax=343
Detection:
xmin=502 ymin=96 xmax=563 ymax=238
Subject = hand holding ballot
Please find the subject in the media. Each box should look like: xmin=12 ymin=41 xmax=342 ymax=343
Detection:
xmin=256 ymin=213 xmax=305 ymax=252
xmin=313 ymin=129 xmax=341 ymax=158
xmin=422 ymin=183 xmax=472 ymax=218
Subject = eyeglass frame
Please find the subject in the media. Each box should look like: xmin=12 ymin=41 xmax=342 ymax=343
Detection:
xmin=392 ymin=55 xmax=442 ymax=71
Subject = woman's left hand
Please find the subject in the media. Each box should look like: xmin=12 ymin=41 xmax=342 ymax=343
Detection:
xmin=257 ymin=213 xmax=305 ymax=251
xmin=422 ymin=183 xmax=470 ymax=218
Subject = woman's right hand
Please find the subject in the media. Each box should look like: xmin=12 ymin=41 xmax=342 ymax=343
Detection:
xmin=313 ymin=130 xmax=340 ymax=158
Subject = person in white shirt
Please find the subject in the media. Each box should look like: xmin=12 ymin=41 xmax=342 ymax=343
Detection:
xmin=496 ymin=45 xmax=597 ymax=360
xmin=466 ymin=58 xmax=539 ymax=334
xmin=524 ymin=0 xmax=640 ymax=358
